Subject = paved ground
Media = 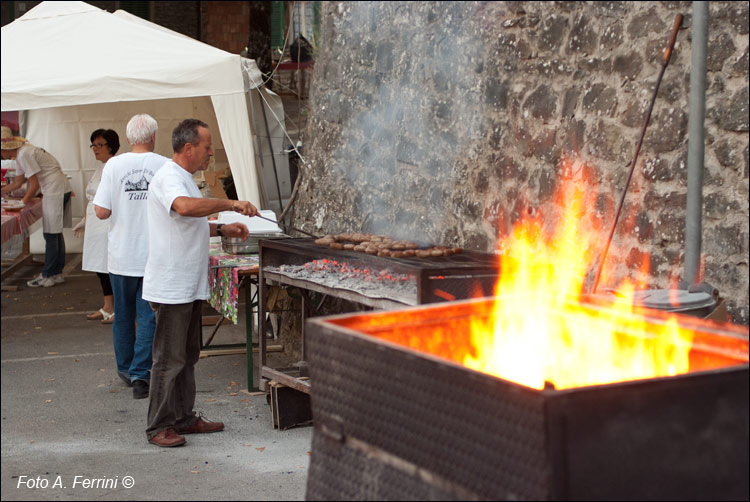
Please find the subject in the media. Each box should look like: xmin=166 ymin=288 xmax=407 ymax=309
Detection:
xmin=1 ymin=254 xmax=311 ymax=501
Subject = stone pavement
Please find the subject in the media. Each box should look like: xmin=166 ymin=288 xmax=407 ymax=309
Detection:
xmin=1 ymin=254 xmax=311 ymax=501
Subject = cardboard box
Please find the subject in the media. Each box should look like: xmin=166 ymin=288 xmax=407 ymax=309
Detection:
xmin=203 ymin=170 xmax=228 ymax=200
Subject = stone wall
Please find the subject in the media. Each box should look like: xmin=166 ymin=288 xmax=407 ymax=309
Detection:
xmin=293 ymin=1 xmax=749 ymax=324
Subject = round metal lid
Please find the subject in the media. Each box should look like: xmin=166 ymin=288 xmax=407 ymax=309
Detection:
xmin=631 ymin=289 xmax=716 ymax=312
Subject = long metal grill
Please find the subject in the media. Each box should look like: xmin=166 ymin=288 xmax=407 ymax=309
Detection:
xmin=260 ymin=237 xmax=501 ymax=306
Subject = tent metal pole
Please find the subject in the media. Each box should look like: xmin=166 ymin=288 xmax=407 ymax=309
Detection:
xmin=258 ymin=88 xmax=285 ymax=215
xmin=247 ymin=89 xmax=269 ymax=210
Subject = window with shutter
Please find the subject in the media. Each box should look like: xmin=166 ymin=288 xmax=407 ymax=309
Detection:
xmin=271 ymin=1 xmax=285 ymax=53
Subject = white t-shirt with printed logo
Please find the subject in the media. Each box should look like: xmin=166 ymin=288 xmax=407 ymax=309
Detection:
xmin=93 ymin=152 xmax=169 ymax=277
xmin=142 ymin=160 xmax=210 ymax=305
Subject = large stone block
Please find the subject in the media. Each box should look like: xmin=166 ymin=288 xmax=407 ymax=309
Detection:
xmin=522 ymin=84 xmax=558 ymax=122
xmin=562 ymin=119 xmax=585 ymax=155
xmin=646 ymin=190 xmax=687 ymax=213
xmin=612 ymin=51 xmax=644 ymax=81
xmin=654 ymin=210 xmax=685 ymax=243
xmin=568 ymin=13 xmax=598 ymax=55
xmin=635 ymin=210 xmax=655 ymax=243
xmin=600 ymin=20 xmax=624 ymax=51
xmin=644 ymin=107 xmax=688 ymax=153
xmin=531 ymin=129 xmax=560 ymax=163
xmin=704 ymin=226 xmax=748 ymax=257
xmin=376 ymin=42 xmax=393 ymax=73
xmin=731 ymin=46 xmax=749 ymax=77
xmin=396 ymin=138 xmax=422 ymax=167
xmin=562 ymin=88 xmax=580 ymax=119
xmin=537 ymin=15 xmax=568 ymax=52
xmin=641 ymin=156 xmax=673 ymax=182
xmin=595 ymin=2 xmax=629 ymax=19
xmin=620 ymin=98 xmax=648 ymax=128
xmin=484 ymin=79 xmax=510 ymax=107
xmin=707 ymin=32 xmax=736 ymax=72
xmin=712 ymin=1 xmax=750 ymax=35
xmin=716 ymin=86 xmax=749 ymax=132
xmin=588 ymin=119 xmax=630 ymax=163
xmin=713 ymin=138 xmax=742 ymax=169
xmin=704 ymin=192 xmax=743 ymax=220
xmin=627 ymin=7 xmax=666 ymax=38
xmin=582 ymin=83 xmax=618 ymax=117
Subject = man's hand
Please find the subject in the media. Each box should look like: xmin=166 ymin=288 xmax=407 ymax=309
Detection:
xmin=230 ymin=200 xmax=259 ymax=217
xmin=222 ymin=222 xmax=250 ymax=240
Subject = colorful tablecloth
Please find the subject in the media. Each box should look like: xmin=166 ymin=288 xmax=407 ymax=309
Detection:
xmin=207 ymin=242 xmax=259 ymax=324
xmin=1 ymin=198 xmax=43 ymax=245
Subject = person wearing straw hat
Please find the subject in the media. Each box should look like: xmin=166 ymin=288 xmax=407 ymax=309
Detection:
xmin=1 ymin=126 xmax=72 ymax=288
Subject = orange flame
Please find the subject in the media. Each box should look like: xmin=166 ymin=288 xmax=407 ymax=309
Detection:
xmin=464 ymin=161 xmax=694 ymax=390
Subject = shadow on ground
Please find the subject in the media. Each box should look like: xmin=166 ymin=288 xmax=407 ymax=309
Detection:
xmin=1 ymin=254 xmax=311 ymax=501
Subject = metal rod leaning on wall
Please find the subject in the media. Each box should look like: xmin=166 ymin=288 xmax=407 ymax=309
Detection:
xmin=591 ymin=13 xmax=684 ymax=294
xmin=684 ymin=1 xmax=709 ymax=285
xmin=279 ymin=164 xmax=302 ymax=224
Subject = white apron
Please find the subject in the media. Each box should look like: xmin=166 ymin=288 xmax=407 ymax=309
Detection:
xmin=42 ymin=192 xmax=66 ymax=233
xmin=15 ymin=144 xmax=72 ymax=233
xmin=81 ymin=166 xmax=109 ymax=273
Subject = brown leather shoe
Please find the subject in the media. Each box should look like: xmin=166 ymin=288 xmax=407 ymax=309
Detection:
xmin=176 ymin=417 xmax=225 ymax=434
xmin=148 ymin=428 xmax=186 ymax=447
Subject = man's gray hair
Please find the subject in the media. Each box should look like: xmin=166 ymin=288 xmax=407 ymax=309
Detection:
xmin=126 ymin=114 xmax=158 ymax=145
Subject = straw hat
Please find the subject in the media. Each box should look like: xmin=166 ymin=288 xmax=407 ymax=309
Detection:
xmin=1 ymin=126 xmax=27 ymax=150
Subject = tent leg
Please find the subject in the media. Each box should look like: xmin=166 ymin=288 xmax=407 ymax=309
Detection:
xmin=258 ymin=88 xmax=284 ymax=215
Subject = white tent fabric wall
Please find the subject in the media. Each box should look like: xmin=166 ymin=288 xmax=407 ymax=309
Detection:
xmin=20 ymin=96 xmax=226 ymax=219
xmin=249 ymin=88 xmax=292 ymax=214
xmin=1 ymin=1 xmax=274 ymax=221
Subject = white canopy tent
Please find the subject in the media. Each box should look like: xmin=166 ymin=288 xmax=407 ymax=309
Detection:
xmin=1 ymin=1 xmax=291 ymax=222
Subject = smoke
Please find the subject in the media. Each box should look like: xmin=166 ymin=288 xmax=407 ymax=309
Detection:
xmin=327 ymin=1 xmax=490 ymax=243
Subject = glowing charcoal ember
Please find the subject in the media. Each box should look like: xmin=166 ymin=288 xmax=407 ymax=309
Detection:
xmin=259 ymin=237 xmax=501 ymax=306
xmin=266 ymin=260 xmax=417 ymax=303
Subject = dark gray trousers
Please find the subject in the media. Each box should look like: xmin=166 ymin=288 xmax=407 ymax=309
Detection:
xmin=146 ymin=300 xmax=202 ymax=438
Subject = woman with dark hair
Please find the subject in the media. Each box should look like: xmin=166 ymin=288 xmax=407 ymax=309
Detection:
xmin=73 ymin=128 xmax=120 ymax=322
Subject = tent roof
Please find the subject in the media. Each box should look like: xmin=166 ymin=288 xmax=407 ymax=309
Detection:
xmin=1 ymin=1 xmax=263 ymax=111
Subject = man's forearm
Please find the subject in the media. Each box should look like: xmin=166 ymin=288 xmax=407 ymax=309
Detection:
xmin=94 ymin=205 xmax=112 ymax=219
xmin=1 ymin=178 xmax=24 ymax=195
xmin=21 ymin=177 xmax=40 ymax=204
xmin=171 ymin=197 xmax=238 ymax=218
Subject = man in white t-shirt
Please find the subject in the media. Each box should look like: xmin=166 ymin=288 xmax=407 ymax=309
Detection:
xmin=143 ymin=118 xmax=257 ymax=447
xmin=93 ymin=114 xmax=169 ymax=400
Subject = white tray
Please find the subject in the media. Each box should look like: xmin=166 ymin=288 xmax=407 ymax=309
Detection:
xmin=218 ymin=209 xmax=282 ymax=234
